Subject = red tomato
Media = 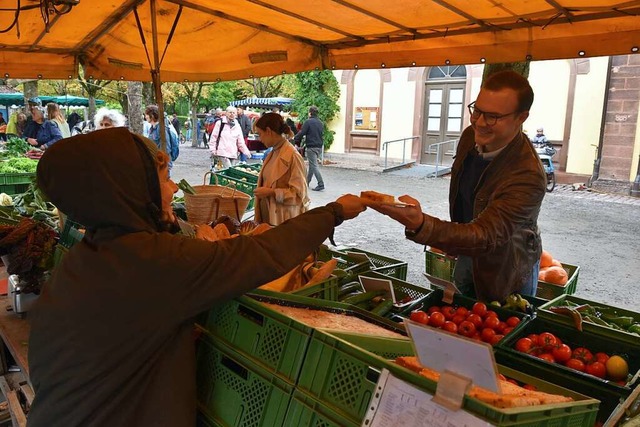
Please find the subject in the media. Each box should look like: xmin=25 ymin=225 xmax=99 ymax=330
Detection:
xmin=481 ymin=328 xmax=496 ymax=343
xmin=472 ymin=302 xmax=488 ymax=318
xmin=552 ymin=344 xmax=573 ymax=363
xmin=594 ymin=352 xmax=610 ymax=364
xmin=566 ymin=358 xmax=586 ymax=372
xmin=483 ymin=316 xmax=500 ymax=330
xmin=527 ymin=334 xmax=540 ymax=346
xmin=440 ymin=306 xmax=457 ymax=320
xmin=455 ymin=306 xmax=469 ymax=317
xmin=572 ymin=347 xmax=594 ymax=364
xmin=427 ymin=306 xmax=441 ymax=314
xmin=442 ymin=321 xmax=458 ymax=334
xmin=410 ymin=311 xmax=429 ymax=325
xmin=490 ymin=334 xmax=505 ymax=345
xmin=503 ymin=326 xmax=514 ymax=335
xmin=458 ymin=321 xmax=477 ymax=337
xmin=486 ymin=310 xmax=499 ymax=318
xmin=451 ymin=314 xmax=466 ymax=325
xmin=586 ymin=362 xmax=607 ymax=379
xmin=538 ymin=332 xmax=558 ymax=351
xmin=466 ymin=313 xmax=483 ymax=329
xmin=429 ymin=311 xmax=446 ymax=328
xmin=506 ymin=316 xmax=521 ymax=327
xmin=494 ymin=321 xmax=507 ymax=334
xmin=471 ymin=333 xmax=482 ymax=341
xmin=515 ymin=338 xmax=534 ymax=353
xmin=538 ymin=353 xmax=556 ymax=363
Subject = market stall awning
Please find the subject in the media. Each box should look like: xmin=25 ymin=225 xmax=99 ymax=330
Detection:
xmin=230 ymin=97 xmax=294 ymax=109
xmin=0 ymin=93 xmax=104 ymax=107
xmin=0 ymin=1 xmax=639 ymax=82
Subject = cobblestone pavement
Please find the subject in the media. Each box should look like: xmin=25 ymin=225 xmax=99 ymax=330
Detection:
xmin=172 ymin=146 xmax=640 ymax=311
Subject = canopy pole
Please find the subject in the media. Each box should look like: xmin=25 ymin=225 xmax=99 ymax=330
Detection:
xmin=150 ymin=0 xmax=167 ymax=153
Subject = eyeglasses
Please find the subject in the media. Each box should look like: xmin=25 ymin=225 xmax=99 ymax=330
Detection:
xmin=468 ymin=102 xmax=519 ymax=126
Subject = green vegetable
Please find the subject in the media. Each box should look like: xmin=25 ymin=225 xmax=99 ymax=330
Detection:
xmin=370 ymin=299 xmax=394 ymax=316
xmin=628 ymin=324 xmax=640 ymax=334
xmin=4 ymin=137 xmax=31 ymax=157
xmin=0 ymin=157 xmax=39 ymax=173
xmin=338 ymin=282 xmax=362 ymax=298
xmin=177 ymin=179 xmax=197 ymax=195
xmin=341 ymin=290 xmax=386 ymax=305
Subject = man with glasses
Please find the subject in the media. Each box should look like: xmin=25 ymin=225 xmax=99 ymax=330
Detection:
xmin=369 ymin=70 xmax=546 ymax=303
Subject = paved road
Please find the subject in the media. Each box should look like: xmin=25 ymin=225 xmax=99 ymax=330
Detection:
xmin=173 ymin=146 xmax=640 ymax=311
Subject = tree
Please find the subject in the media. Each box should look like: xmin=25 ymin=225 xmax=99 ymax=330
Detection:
xmin=77 ymin=73 xmax=112 ymax=122
xmin=236 ymin=75 xmax=296 ymax=99
xmin=127 ymin=82 xmax=144 ymax=134
xmin=201 ymin=81 xmax=235 ymax=112
xmin=22 ymin=81 xmax=38 ymax=115
xmin=293 ymin=70 xmax=340 ymax=150
xmin=175 ymin=82 xmax=207 ymax=147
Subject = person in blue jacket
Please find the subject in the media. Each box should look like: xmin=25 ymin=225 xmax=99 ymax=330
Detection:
xmin=24 ymin=106 xmax=63 ymax=150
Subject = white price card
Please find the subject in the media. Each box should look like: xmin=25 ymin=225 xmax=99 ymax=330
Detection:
xmin=363 ymin=369 xmax=492 ymax=427
xmin=405 ymin=320 xmax=501 ymax=394
xmin=346 ymin=250 xmax=374 ymax=266
xmin=359 ymin=275 xmax=396 ymax=303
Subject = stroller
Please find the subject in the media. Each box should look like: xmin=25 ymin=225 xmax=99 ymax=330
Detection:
xmin=533 ymin=141 xmax=557 ymax=192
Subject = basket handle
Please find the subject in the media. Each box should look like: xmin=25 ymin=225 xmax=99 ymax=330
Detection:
xmin=204 ymin=171 xmax=218 ymax=186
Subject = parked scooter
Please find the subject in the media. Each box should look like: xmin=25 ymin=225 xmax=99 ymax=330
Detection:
xmin=534 ymin=141 xmax=557 ymax=192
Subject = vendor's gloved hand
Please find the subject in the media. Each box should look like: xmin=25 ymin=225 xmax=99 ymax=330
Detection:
xmin=335 ymin=194 xmax=367 ymax=220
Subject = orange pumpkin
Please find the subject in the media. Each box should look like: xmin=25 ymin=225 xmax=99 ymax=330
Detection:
xmin=540 ymin=250 xmax=554 ymax=268
xmin=543 ymin=266 xmax=568 ymax=286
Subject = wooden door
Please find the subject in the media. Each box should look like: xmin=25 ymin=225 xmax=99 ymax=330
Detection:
xmin=420 ymin=83 xmax=465 ymax=164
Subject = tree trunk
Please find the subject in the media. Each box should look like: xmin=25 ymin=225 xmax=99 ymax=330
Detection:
xmin=23 ymin=80 xmax=38 ymax=115
xmin=88 ymin=97 xmax=97 ymax=124
xmin=127 ymin=81 xmax=144 ymax=134
xmin=482 ymin=62 xmax=530 ymax=83
xmin=142 ymin=82 xmax=155 ymax=106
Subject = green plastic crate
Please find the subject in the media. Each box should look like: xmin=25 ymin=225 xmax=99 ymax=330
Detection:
xmin=495 ymin=316 xmax=639 ymax=423
xmin=210 ymin=170 xmax=256 ymax=211
xmin=0 ymin=183 xmax=30 ymax=196
xmin=199 ymin=293 xmax=405 ymax=384
xmin=318 ymin=245 xmax=374 ymax=286
xmin=337 ymin=247 xmax=407 ymax=280
xmin=196 ymin=336 xmax=293 ymax=427
xmin=536 ymin=263 xmax=580 ymax=300
xmin=409 ymin=288 xmax=530 ymax=344
xmin=290 ymin=275 xmax=340 ymax=300
xmin=59 ymin=218 xmax=84 ymax=249
xmin=0 ymin=172 xmax=35 ymax=186
xmin=539 ymin=295 xmax=640 ymax=346
xmin=226 ymin=165 xmax=259 ymax=183
xmin=354 ymin=271 xmax=432 ymax=316
xmin=283 ymin=389 xmax=359 ymax=427
xmin=297 ymin=330 xmax=414 ymax=424
xmin=424 ymin=248 xmax=456 ymax=281
xmin=300 ymin=329 xmax=599 ymax=427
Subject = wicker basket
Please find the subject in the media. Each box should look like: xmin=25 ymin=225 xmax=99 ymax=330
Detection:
xmin=183 ymin=173 xmax=251 ymax=224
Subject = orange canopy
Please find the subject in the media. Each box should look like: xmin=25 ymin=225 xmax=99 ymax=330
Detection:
xmin=1 ymin=0 xmax=639 ymax=82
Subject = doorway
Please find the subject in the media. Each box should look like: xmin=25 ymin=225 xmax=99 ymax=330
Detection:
xmin=420 ymin=66 xmax=467 ymax=164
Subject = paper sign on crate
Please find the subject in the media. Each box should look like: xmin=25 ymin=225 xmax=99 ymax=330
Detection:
xmin=363 ymin=369 xmax=492 ymax=427
xmin=405 ymin=320 xmax=501 ymax=394
xmin=359 ymin=275 xmax=397 ymax=303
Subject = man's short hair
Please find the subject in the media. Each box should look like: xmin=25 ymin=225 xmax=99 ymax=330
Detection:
xmin=309 ymin=106 xmax=319 ymax=116
xmin=482 ymin=70 xmax=534 ymax=112
xmin=144 ymin=105 xmax=160 ymax=121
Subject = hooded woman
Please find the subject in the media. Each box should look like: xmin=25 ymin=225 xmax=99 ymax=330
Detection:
xmin=28 ymin=128 xmax=365 ymax=426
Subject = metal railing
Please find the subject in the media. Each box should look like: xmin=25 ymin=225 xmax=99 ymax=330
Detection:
xmin=427 ymin=139 xmax=458 ymax=177
xmin=382 ymin=136 xmax=419 ymax=169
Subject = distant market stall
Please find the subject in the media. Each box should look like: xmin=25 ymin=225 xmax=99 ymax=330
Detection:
xmin=230 ymin=97 xmax=294 ymax=110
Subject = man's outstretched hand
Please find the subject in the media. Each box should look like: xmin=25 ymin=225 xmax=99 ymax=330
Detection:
xmin=335 ymin=194 xmax=367 ymax=220
xmin=366 ymin=194 xmax=424 ymax=230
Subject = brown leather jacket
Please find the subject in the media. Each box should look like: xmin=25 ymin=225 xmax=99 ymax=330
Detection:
xmin=408 ymin=126 xmax=546 ymax=301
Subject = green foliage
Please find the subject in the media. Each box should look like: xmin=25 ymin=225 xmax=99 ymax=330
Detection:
xmin=4 ymin=137 xmax=30 ymax=157
xmin=293 ymin=70 xmax=340 ymax=150
xmin=201 ymin=81 xmax=236 ymax=111
xmin=0 ymin=158 xmax=39 ymax=174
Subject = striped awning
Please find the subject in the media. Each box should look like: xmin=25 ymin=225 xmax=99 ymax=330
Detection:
xmin=230 ymin=97 xmax=294 ymax=108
